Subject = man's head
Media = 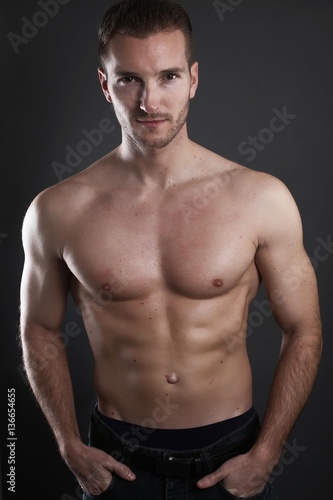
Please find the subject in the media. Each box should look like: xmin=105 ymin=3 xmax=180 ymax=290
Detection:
xmin=97 ymin=0 xmax=198 ymax=152
xmin=98 ymin=0 xmax=194 ymax=70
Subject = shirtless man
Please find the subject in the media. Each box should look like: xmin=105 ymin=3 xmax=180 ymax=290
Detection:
xmin=20 ymin=1 xmax=322 ymax=499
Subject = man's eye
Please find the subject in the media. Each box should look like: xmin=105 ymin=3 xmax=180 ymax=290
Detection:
xmin=165 ymin=73 xmax=178 ymax=80
xmin=120 ymin=76 xmax=136 ymax=83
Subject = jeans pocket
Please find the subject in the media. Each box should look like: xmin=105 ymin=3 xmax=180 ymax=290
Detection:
xmin=83 ymin=476 xmax=117 ymax=500
xmin=217 ymin=481 xmax=269 ymax=499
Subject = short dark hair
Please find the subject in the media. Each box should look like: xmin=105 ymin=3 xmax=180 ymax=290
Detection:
xmin=98 ymin=0 xmax=194 ymax=68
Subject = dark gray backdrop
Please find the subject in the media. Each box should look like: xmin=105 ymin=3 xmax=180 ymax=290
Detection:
xmin=1 ymin=1 xmax=332 ymax=499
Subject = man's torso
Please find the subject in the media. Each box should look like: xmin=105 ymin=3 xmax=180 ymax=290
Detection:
xmin=48 ymin=144 xmax=265 ymax=427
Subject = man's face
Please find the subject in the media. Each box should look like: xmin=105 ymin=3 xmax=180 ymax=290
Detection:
xmin=99 ymin=30 xmax=198 ymax=151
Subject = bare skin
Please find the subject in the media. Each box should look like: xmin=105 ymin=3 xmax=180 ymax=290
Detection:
xmin=20 ymin=30 xmax=322 ymax=498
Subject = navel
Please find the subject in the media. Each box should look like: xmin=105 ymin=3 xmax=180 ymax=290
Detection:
xmin=166 ymin=373 xmax=178 ymax=385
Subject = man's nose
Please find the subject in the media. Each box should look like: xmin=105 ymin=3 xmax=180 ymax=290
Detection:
xmin=139 ymin=83 xmax=160 ymax=113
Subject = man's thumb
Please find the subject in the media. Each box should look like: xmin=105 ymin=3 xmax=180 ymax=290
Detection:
xmin=111 ymin=460 xmax=136 ymax=481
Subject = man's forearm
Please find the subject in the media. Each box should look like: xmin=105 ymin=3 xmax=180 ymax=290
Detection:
xmin=22 ymin=327 xmax=82 ymax=455
xmin=252 ymin=328 xmax=322 ymax=466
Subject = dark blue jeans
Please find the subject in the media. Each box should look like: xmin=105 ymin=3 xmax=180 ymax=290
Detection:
xmin=82 ymin=408 xmax=279 ymax=500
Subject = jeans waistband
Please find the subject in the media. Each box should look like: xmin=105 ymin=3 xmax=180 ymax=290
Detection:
xmin=89 ymin=407 xmax=260 ymax=477
xmin=95 ymin=406 xmax=255 ymax=450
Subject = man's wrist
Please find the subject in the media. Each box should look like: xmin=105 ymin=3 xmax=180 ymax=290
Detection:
xmin=249 ymin=441 xmax=281 ymax=473
xmin=59 ymin=435 xmax=84 ymax=459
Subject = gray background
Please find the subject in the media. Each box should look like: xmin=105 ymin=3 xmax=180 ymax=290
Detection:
xmin=1 ymin=0 xmax=332 ymax=499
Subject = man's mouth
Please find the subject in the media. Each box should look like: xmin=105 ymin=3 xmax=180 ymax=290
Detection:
xmin=136 ymin=119 xmax=167 ymax=128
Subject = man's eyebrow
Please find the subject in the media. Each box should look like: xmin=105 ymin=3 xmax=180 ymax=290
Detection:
xmin=113 ymin=70 xmax=140 ymax=77
xmin=113 ymin=67 xmax=187 ymax=77
xmin=160 ymin=67 xmax=187 ymax=74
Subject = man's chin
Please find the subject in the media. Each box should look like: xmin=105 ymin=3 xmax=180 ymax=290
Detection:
xmin=140 ymin=140 xmax=172 ymax=151
xmin=131 ymin=134 xmax=175 ymax=151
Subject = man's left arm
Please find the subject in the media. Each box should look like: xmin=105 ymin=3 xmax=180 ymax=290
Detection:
xmin=198 ymin=176 xmax=322 ymax=495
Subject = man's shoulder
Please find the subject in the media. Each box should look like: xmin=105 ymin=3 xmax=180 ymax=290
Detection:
xmin=25 ymin=176 xmax=84 ymax=226
xmin=202 ymin=148 xmax=289 ymax=198
xmin=216 ymin=161 xmax=302 ymax=246
xmin=231 ymin=164 xmax=302 ymax=237
xmin=234 ymin=164 xmax=289 ymax=194
xmin=201 ymin=151 xmax=300 ymax=223
xmin=26 ymin=150 xmax=117 ymax=221
xmin=235 ymin=164 xmax=298 ymax=216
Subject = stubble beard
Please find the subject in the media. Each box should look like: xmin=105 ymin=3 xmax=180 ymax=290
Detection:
xmin=118 ymin=99 xmax=190 ymax=152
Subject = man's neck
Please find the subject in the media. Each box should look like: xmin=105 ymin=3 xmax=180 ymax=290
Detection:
xmin=116 ymin=127 xmax=199 ymax=190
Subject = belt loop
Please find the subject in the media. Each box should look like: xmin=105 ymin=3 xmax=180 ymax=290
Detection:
xmin=198 ymin=451 xmax=214 ymax=476
xmin=122 ymin=439 xmax=136 ymax=465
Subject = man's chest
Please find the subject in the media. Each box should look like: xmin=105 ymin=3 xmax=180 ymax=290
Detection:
xmin=64 ymin=188 xmax=258 ymax=301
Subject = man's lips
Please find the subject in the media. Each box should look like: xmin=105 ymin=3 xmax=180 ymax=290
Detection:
xmin=136 ymin=119 xmax=167 ymax=128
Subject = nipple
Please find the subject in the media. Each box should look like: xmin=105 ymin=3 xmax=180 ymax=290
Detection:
xmin=166 ymin=373 xmax=178 ymax=385
xmin=212 ymin=278 xmax=223 ymax=287
xmin=100 ymin=283 xmax=113 ymax=302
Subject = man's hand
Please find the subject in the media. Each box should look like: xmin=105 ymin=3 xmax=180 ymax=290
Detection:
xmin=197 ymin=450 xmax=271 ymax=497
xmin=62 ymin=441 xmax=136 ymax=496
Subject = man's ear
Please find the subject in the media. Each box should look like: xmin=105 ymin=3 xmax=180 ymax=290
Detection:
xmin=98 ymin=67 xmax=112 ymax=103
xmin=189 ymin=61 xmax=199 ymax=99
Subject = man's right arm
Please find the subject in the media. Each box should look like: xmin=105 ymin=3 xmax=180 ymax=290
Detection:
xmin=20 ymin=192 xmax=135 ymax=495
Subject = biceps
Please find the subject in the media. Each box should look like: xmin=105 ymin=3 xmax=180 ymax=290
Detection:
xmin=256 ymin=245 xmax=320 ymax=333
xmin=20 ymin=257 xmax=70 ymax=332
